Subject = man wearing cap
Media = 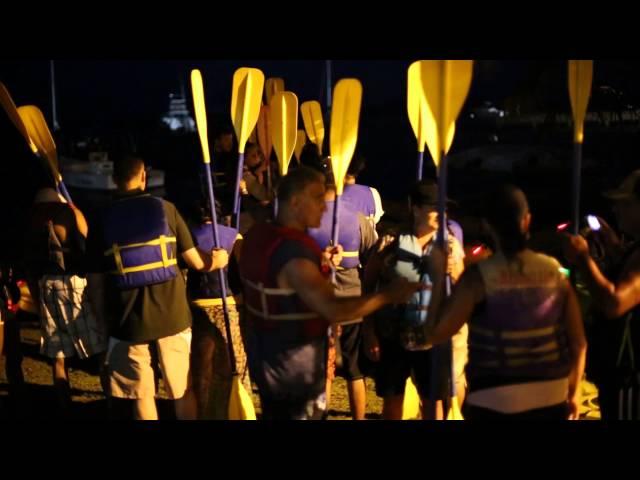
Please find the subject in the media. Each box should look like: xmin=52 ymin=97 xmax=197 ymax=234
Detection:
xmin=363 ymin=179 xmax=467 ymax=419
xmin=563 ymin=169 xmax=640 ymax=419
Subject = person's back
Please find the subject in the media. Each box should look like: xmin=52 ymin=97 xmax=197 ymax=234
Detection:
xmin=342 ymin=154 xmax=384 ymax=226
xmin=87 ymin=154 xmax=228 ymax=420
xmin=470 ymin=250 xmax=571 ymax=384
xmin=26 ymin=179 xmax=105 ymax=414
xmin=308 ymin=198 xmax=368 ymax=293
xmin=187 ymin=215 xmax=251 ymax=419
xmin=307 ymin=190 xmax=378 ymax=419
xmin=430 ymin=185 xmax=586 ymax=420
xmin=342 ymin=183 xmax=383 ymax=226
xmin=188 ymin=222 xmax=240 ymax=301
xmin=92 ymin=192 xmax=193 ymax=340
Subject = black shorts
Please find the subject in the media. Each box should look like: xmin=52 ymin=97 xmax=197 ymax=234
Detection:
xmin=374 ymin=338 xmax=448 ymax=400
xmin=259 ymin=392 xmax=327 ymax=420
xmin=335 ymin=323 xmax=364 ymax=381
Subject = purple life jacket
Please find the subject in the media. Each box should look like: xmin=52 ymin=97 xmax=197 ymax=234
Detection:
xmin=469 ymin=251 xmax=571 ymax=383
xmin=188 ymin=223 xmax=238 ymax=299
xmin=307 ymin=200 xmax=361 ymax=269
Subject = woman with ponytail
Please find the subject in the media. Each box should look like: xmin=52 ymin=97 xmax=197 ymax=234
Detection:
xmin=427 ymin=185 xmax=587 ymax=420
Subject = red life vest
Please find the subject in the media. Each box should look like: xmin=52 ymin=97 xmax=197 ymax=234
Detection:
xmin=239 ymin=222 xmax=329 ymax=339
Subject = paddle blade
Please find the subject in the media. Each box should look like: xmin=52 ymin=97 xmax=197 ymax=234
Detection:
xmin=330 ymin=79 xmax=362 ymax=195
xmin=407 ymin=61 xmax=428 ymax=153
xmin=190 ymin=69 xmax=211 ymax=164
xmin=446 ymin=396 xmax=464 ymax=420
xmin=421 ymin=60 xmax=473 ymax=160
xmin=402 ymin=377 xmax=421 ymax=420
xmin=426 ymin=119 xmax=456 ymax=168
xmin=568 ymin=60 xmax=594 ymax=144
xmin=0 ymin=83 xmax=36 ymax=152
xmin=17 ymin=105 xmax=60 ymax=177
xmin=256 ymin=104 xmax=273 ymax=160
xmin=300 ymin=100 xmax=325 ymax=153
xmin=265 ymin=77 xmax=285 ymax=105
xmin=231 ymin=68 xmax=265 ymax=153
xmin=270 ymin=91 xmax=298 ymax=176
xmin=294 ymin=129 xmax=307 ymax=163
xmin=228 ymin=375 xmax=257 ymax=420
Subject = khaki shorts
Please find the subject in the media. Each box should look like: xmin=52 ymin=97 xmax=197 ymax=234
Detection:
xmin=106 ymin=328 xmax=192 ymax=400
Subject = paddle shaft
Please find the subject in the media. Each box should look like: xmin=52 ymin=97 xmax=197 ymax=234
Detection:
xmin=571 ymin=142 xmax=582 ymax=236
xmin=204 ymin=162 xmax=238 ymax=372
xmin=58 ymin=180 xmax=73 ymax=206
xmin=330 ymin=194 xmax=342 ymax=283
xmin=266 ymin=156 xmax=272 ymax=193
xmin=417 ymin=151 xmax=424 ymax=181
xmin=435 ymin=152 xmax=459 ymax=402
xmin=233 ymin=152 xmax=246 ymax=231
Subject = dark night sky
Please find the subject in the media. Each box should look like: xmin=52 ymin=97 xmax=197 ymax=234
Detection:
xmin=3 ymin=60 xmax=640 ymax=204
xmin=0 ymin=60 xmax=545 ymax=130
xmin=2 ymin=60 xmax=640 ymax=130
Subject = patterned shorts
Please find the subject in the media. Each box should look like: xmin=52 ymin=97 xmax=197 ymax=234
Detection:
xmin=191 ymin=301 xmax=252 ymax=419
xmin=38 ymin=275 xmax=106 ymax=359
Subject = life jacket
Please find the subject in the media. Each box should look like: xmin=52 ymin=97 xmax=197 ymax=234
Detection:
xmin=375 ymin=228 xmax=459 ymax=349
xmin=188 ymin=223 xmax=240 ymax=301
xmin=102 ymin=195 xmax=177 ymax=289
xmin=469 ymin=251 xmax=571 ymax=383
xmin=341 ymin=184 xmax=383 ymax=225
xmin=239 ymin=222 xmax=328 ymax=340
xmin=392 ymin=233 xmax=435 ymax=351
xmin=307 ymin=200 xmax=361 ymax=270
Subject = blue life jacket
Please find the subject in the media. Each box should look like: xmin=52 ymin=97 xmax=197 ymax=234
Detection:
xmin=103 ymin=195 xmax=177 ymax=289
xmin=392 ymin=233 xmax=434 ymax=350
